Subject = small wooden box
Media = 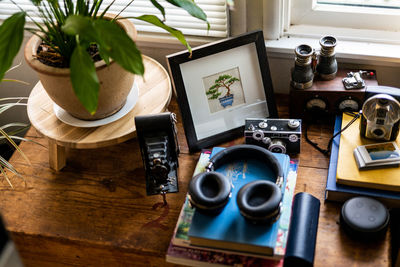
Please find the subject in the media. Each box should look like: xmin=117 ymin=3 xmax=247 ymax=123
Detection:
xmin=289 ymin=69 xmax=378 ymax=118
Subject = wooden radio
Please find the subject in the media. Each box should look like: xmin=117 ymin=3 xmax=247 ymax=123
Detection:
xmin=289 ymin=69 xmax=378 ymax=119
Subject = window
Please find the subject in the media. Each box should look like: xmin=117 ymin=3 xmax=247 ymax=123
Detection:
xmin=290 ymin=0 xmax=400 ymax=34
xmin=0 ymin=0 xmax=228 ymax=38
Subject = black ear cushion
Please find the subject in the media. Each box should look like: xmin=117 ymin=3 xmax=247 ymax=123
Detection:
xmin=237 ymin=180 xmax=282 ymax=222
xmin=188 ymin=172 xmax=231 ymax=213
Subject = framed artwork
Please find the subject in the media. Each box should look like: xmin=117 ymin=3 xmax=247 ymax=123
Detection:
xmin=167 ymin=30 xmax=278 ymax=152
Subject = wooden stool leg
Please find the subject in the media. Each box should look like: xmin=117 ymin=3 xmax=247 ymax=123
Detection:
xmin=48 ymin=139 xmax=66 ymax=171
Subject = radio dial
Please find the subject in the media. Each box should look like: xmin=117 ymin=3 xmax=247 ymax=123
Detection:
xmin=306 ymin=98 xmax=327 ymax=111
xmin=338 ymin=98 xmax=360 ymax=112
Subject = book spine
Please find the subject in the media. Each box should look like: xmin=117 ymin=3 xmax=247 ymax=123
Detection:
xmin=275 ymin=159 xmax=298 ymax=256
xmin=167 ymin=242 xmax=283 ymax=267
xmin=172 ymin=150 xmax=211 ymax=247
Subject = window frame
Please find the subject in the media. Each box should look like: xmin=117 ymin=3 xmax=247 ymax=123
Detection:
xmin=290 ymin=0 xmax=400 ymax=32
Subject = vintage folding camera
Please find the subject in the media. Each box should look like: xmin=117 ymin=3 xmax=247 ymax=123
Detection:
xmin=135 ymin=112 xmax=179 ymax=196
xmin=360 ymin=86 xmax=400 ymax=141
xmin=244 ymin=118 xmax=302 ymax=154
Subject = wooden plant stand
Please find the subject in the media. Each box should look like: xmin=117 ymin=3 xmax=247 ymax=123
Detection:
xmin=27 ymin=55 xmax=172 ymax=171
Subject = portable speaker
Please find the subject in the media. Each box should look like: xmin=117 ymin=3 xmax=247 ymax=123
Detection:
xmin=188 ymin=144 xmax=284 ymax=224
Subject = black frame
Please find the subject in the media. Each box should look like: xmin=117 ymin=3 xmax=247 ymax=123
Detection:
xmin=167 ymin=30 xmax=278 ymax=152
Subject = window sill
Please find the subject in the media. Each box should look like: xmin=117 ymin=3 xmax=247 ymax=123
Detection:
xmin=266 ymin=25 xmax=400 ymax=67
xmin=135 ymin=29 xmax=400 ymax=68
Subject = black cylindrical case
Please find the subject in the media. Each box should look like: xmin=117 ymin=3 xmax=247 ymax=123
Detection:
xmin=284 ymin=192 xmax=320 ymax=267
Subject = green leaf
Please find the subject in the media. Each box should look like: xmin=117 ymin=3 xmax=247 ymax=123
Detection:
xmin=70 ymin=43 xmax=99 ymax=115
xmin=134 ymin=15 xmax=191 ymax=54
xmin=165 ymin=0 xmax=209 ymax=30
xmin=0 ymin=12 xmax=26 ymax=82
xmin=93 ymin=19 xmax=144 ymax=75
xmin=62 ymin=15 xmax=98 ymax=41
xmin=150 ymin=0 xmax=166 ymax=20
xmin=29 ymin=0 xmax=42 ymax=6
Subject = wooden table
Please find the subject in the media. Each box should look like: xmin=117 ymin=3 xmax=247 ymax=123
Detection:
xmin=0 ymin=95 xmax=391 ymax=266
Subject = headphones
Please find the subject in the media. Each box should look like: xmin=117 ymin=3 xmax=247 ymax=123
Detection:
xmin=188 ymin=144 xmax=284 ymax=224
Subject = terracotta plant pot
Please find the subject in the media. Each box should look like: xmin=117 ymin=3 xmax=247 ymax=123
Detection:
xmin=24 ymin=14 xmax=137 ymax=120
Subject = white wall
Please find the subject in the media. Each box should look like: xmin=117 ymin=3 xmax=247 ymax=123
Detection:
xmin=2 ymin=35 xmax=400 ymax=128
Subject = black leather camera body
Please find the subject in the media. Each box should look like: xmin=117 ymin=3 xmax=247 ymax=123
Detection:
xmin=244 ymin=118 xmax=301 ymax=154
xmin=135 ymin=112 xmax=180 ymax=196
xmin=360 ymin=86 xmax=400 ymax=141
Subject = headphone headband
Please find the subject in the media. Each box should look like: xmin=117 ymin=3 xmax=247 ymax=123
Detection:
xmin=206 ymin=144 xmax=284 ymax=187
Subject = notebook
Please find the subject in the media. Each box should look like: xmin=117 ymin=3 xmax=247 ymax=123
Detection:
xmin=336 ymin=113 xmax=400 ymax=191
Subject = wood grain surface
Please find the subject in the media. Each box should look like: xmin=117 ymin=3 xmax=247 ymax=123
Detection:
xmin=27 ymin=55 xmax=172 ymax=149
xmin=0 ymin=94 xmax=391 ymax=267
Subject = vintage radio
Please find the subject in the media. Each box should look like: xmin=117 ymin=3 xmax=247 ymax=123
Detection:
xmin=289 ymin=69 xmax=378 ymax=119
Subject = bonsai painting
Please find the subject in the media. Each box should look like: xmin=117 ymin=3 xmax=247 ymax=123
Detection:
xmin=203 ymin=67 xmax=245 ymax=113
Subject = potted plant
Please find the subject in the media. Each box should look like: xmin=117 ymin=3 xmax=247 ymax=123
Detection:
xmin=206 ymin=74 xmax=240 ymax=108
xmin=0 ymin=0 xmax=209 ymax=120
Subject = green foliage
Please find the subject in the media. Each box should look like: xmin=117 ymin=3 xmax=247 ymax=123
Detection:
xmin=0 ymin=96 xmax=30 ymax=188
xmin=70 ymin=42 xmax=99 ymax=115
xmin=133 ymin=15 xmax=191 ymax=55
xmin=0 ymin=13 xmax=25 ymax=82
xmin=0 ymin=68 xmax=44 ymax=188
xmin=0 ymin=0 xmax=209 ymax=115
xmin=205 ymin=74 xmax=240 ymax=100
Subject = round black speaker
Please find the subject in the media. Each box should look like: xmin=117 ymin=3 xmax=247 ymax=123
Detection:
xmin=340 ymin=196 xmax=389 ymax=240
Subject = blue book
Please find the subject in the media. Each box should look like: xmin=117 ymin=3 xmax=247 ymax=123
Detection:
xmin=325 ymin=115 xmax=400 ymax=207
xmin=188 ymin=147 xmax=291 ymax=256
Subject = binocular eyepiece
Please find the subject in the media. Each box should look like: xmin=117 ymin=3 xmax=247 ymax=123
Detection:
xmin=290 ymin=36 xmax=338 ymax=89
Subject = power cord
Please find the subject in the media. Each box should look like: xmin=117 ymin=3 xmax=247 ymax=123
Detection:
xmin=304 ymin=111 xmax=361 ymax=156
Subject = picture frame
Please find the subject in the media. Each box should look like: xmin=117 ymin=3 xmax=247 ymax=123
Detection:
xmin=167 ymin=30 xmax=278 ymax=152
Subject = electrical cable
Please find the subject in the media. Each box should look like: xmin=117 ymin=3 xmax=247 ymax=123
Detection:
xmin=305 ymin=111 xmax=361 ymax=156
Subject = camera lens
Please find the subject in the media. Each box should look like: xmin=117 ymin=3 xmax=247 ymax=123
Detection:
xmin=268 ymin=139 xmax=286 ymax=154
xmin=372 ymin=128 xmax=385 ymax=138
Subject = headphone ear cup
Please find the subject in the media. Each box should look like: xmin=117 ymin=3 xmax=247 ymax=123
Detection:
xmin=236 ymin=180 xmax=282 ymax=224
xmin=188 ymin=171 xmax=231 ymax=214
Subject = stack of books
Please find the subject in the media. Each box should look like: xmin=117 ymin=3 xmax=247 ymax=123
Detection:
xmin=325 ymin=114 xmax=400 ymax=207
xmin=166 ymin=148 xmax=299 ymax=266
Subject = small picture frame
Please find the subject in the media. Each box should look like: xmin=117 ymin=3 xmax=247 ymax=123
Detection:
xmin=167 ymin=30 xmax=277 ymax=152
